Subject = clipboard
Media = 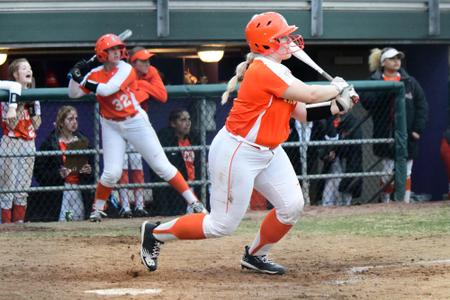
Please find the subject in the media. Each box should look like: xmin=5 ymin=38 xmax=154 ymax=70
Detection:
xmin=64 ymin=139 xmax=90 ymax=173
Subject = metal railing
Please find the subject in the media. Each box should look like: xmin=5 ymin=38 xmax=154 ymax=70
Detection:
xmin=0 ymin=80 xmax=406 ymax=208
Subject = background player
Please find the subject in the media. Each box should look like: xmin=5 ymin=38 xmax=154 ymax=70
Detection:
xmin=116 ymin=47 xmax=168 ymax=218
xmin=67 ymin=33 xmax=206 ymax=221
xmin=139 ymin=12 xmax=355 ymax=275
xmin=0 ymin=58 xmax=41 ymax=223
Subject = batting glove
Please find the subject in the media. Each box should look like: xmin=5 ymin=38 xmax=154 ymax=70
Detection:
xmin=331 ymin=76 xmax=350 ymax=94
xmin=334 ymin=85 xmax=354 ymax=113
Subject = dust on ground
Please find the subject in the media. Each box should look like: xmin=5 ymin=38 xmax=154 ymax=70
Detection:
xmin=1 ymin=201 xmax=449 ymax=300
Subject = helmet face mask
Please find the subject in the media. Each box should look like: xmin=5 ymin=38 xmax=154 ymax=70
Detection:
xmin=95 ymin=34 xmax=128 ymax=63
xmin=274 ymin=34 xmax=305 ymax=56
xmin=245 ymin=12 xmax=304 ymax=55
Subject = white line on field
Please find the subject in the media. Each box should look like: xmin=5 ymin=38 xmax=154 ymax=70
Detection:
xmin=85 ymin=288 xmax=162 ymax=296
xmin=349 ymin=259 xmax=450 ymax=274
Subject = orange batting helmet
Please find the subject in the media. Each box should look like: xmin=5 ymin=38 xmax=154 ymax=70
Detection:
xmin=95 ymin=33 xmax=127 ymax=63
xmin=245 ymin=12 xmax=303 ymax=55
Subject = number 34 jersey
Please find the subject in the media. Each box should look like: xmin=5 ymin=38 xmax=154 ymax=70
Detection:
xmin=81 ymin=61 xmax=140 ymax=120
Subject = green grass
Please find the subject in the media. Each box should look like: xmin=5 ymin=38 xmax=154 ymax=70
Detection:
xmin=2 ymin=204 xmax=450 ymax=240
xmin=237 ymin=205 xmax=450 ymax=237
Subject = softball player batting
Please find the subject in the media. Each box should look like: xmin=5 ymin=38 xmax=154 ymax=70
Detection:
xmin=67 ymin=33 xmax=206 ymax=222
xmin=116 ymin=47 xmax=168 ymax=218
xmin=140 ymin=11 xmax=356 ymax=275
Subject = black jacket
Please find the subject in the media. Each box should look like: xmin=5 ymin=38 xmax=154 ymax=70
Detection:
xmin=149 ymin=127 xmax=201 ymax=216
xmin=26 ymin=130 xmax=95 ymax=222
xmin=361 ymin=68 xmax=428 ymax=159
xmin=317 ymin=114 xmax=364 ymax=198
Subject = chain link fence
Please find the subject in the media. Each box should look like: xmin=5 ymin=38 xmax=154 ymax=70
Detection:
xmin=0 ymin=81 xmax=406 ymax=223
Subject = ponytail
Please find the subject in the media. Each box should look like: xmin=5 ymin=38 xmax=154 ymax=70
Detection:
xmin=221 ymin=52 xmax=256 ymax=105
xmin=368 ymin=48 xmax=382 ymax=72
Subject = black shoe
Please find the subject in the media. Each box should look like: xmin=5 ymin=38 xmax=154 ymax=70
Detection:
xmin=119 ymin=208 xmax=133 ymax=218
xmin=140 ymin=221 xmax=163 ymax=272
xmin=240 ymin=246 xmax=285 ymax=275
xmin=134 ymin=208 xmax=149 ymax=218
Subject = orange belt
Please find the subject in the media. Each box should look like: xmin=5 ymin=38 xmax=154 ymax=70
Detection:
xmin=102 ymin=111 xmax=138 ymax=122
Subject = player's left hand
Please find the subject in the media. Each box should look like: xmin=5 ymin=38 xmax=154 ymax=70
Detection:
xmin=69 ymin=60 xmax=91 ymax=84
xmin=334 ymin=85 xmax=354 ymax=113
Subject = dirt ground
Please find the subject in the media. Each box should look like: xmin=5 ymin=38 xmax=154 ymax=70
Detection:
xmin=1 ymin=202 xmax=450 ymax=300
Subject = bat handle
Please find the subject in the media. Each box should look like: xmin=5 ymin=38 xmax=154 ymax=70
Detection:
xmin=321 ymin=71 xmax=334 ymax=82
xmin=321 ymin=68 xmax=360 ymax=104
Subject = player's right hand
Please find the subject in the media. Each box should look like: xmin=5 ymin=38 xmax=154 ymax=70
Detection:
xmin=331 ymin=76 xmax=350 ymax=94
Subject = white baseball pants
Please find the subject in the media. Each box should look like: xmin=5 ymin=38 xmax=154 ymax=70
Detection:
xmin=203 ymin=128 xmax=304 ymax=238
xmin=99 ymin=110 xmax=177 ymax=187
xmin=0 ymin=136 xmax=35 ymax=208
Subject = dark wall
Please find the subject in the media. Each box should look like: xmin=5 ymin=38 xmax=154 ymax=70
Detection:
xmin=402 ymin=45 xmax=449 ymax=200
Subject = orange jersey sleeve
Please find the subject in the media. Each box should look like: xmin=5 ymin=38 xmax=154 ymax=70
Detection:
xmin=82 ymin=61 xmax=140 ymax=120
xmin=136 ymin=66 xmax=168 ymax=103
xmin=225 ymin=56 xmax=296 ymax=148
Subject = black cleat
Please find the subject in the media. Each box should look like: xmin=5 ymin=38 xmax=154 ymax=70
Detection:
xmin=140 ymin=221 xmax=163 ymax=272
xmin=133 ymin=208 xmax=149 ymax=218
xmin=240 ymin=246 xmax=286 ymax=275
xmin=119 ymin=208 xmax=133 ymax=218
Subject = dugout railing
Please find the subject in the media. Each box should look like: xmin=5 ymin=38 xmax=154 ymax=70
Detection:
xmin=0 ymin=80 xmax=406 ymax=220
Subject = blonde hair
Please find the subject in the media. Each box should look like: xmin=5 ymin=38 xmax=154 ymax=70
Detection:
xmin=368 ymin=48 xmax=383 ymax=72
xmin=55 ymin=105 xmax=77 ymax=136
xmin=221 ymin=52 xmax=256 ymax=105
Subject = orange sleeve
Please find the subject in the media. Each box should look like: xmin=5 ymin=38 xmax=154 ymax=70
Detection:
xmin=139 ymin=66 xmax=168 ymax=103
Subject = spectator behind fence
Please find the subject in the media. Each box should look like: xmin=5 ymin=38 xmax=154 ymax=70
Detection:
xmin=31 ymin=106 xmax=94 ymax=222
xmin=441 ymin=128 xmax=450 ymax=199
xmin=317 ymin=114 xmax=363 ymax=206
xmin=284 ymin=119 xmax=324 ymax=205
xmin=361 ymin=48 xmax=428 ymax=203
xmin=150 ymin=108 xmax=201 ymax=216
xmin=68 ymin=33 xmax=206 ymax=222
xmin=0 ymin=58 xmax=41 ymax=223
xmin=115 ymin=47 xmax=168 ymax=218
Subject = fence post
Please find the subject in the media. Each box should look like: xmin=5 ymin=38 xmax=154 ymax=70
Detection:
xmin=394 ymin=83 xmax=407 ymax=201
xmin=200 ymin=97 xmax=208 ymax=204
xmin=300 ymin=124 xmax=310 ymax=205
xmin=94 ymin=103 xmax=101 ymax=182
